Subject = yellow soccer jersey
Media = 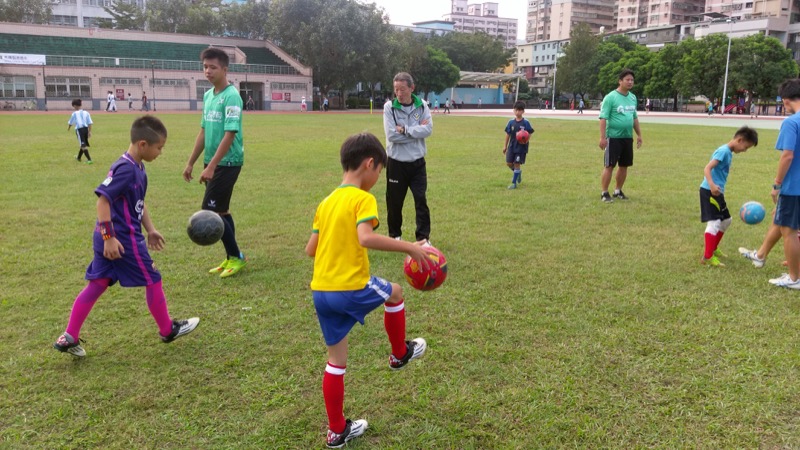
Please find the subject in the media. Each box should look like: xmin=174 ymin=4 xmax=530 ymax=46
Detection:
xmin=310 ymin=185 xmax=379 ymax=291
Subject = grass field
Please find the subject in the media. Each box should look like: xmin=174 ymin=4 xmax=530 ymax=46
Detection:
xmin=2 ymin=111 xmax=800 ymax=449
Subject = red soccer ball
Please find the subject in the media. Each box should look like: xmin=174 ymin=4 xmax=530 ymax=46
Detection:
xmin=516 ymin=129 xmax=530 ymax=144
xmin=517 ymin=130 xmax=531 ymax=144
xmin=403 ymin=245 xmax=448 ymax=291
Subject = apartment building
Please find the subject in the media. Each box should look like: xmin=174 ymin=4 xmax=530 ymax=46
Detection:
xmin=526 ymin=0 xmax=615 ymax=42
xmin=444 ymin=0 xmax=519 ymax=48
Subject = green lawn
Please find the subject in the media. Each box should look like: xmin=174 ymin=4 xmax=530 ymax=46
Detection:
xmin=2 ymin=111 xmax=799 ymax=448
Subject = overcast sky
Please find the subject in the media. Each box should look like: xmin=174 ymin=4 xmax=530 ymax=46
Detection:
xmin=367 ymin=0 xmax=528 ymax=41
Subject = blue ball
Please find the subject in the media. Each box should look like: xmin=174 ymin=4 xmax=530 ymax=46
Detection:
xmin=740 ymin=201 xmax=766 ymax=225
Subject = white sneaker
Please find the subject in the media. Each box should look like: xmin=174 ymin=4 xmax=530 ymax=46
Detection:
xmin=393 ymin=236 xmax=402 ymax=241
xmin=422 ymin=239 xmax=432 ymax=247
xmin=326 ymin=419 xmax=368 ymax=448
xmin=738 ymin=247 xmax=765 ymax=268
xmin=769 ymin=273 xmax=800 ymax=289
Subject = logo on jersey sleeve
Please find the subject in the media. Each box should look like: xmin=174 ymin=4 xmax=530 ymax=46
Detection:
xmin=102 ymin=176 xmax=113 ymax=186
xmin=225 ymin=106 xmax=241 ymax=119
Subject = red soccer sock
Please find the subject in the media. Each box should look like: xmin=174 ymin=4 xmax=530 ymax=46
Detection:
xmin=384 ymin=299 xmax=407 ymax=359
xmin=323 ymin=363 xmax=346 ymax=434
xmin=715 ymin=231 xmax=725 ymax=252
xmin=704 ymin=232 xmax=717 ymax=259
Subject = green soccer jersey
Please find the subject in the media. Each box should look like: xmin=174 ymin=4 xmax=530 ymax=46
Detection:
xmin=599 ymin=89 xmax=638 ymax=139
xmin=201 ymin=84 xmax=244 ymax=166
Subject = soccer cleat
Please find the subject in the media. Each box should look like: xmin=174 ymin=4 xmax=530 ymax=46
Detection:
xmin=601 ymin=192 xmax=614 ymax=203
xmin=393 ymin=236 xmax=402 ymax=241
xmin=389 ymin=337 xmax=427 ymax=370
xmin=421 ymin=239 xmax=432 ymax=247
xmin=507 ymin=183 xmax=517 ymax=190
xmin=220 ymin=255 xmax=247 ymax=278
xmin=613 ymin=190 xmax=629 ymax=200
xmin=713 ymin=248 xmax=728 ymax=258
xmin=326 ymin=419 xmax=368 ymax=448
xmin=53 ymin=334 xmax=86 ymax=357
xmin=208 ymin=258 xmax=230 ymax=274
xmin=701 ymin=256 xmax=725 ymax=267
xmin=738 ymin=247 xmax=765 ymax=268
xmin=161 ymin=318 xmax=200 ymax=343
xmin=85 ymin=160 xmax=93 ymax=165
xmin=769 ymin=273 xmax=800 ymax=289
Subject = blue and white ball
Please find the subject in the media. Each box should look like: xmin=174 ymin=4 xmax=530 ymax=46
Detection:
xmin=740 ymin=201 xmax=766 ymax=225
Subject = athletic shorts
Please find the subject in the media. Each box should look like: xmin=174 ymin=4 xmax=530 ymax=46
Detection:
xmin=774 ymin=195 xmax=800 ymax=230
xmin=699 ymin=188 xmax=730 ymax=222
xmin=86 ymin=234 xmax=161 ymax=287
xmin=202 ymin=165 xmax=241 ymax=213
xmin=505 ymin=150 xmax=527 ymax=165
xmin=604 ymin=138 xmax=633 ymax=168
xmin=313 ymin=276 xmax=393 ymax=346
xmin=76 ymin=127 xmax=90 ymax=147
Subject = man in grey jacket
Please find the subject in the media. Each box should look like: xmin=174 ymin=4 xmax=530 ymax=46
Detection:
xmin=383 ymin=72 xmax=433 ymax=244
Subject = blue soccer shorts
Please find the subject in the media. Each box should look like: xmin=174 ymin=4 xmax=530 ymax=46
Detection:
xmin=313 ymin=276 xmax=393 ymax=346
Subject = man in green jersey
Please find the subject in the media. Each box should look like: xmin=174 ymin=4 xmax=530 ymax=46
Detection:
xmin=598 ymin=69 xmax=643 ymax=203
xmin=184 ymin=47 xmax=247 ymax=278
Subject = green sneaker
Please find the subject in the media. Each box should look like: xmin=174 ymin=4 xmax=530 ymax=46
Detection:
xmin=85 ymin=160 xmax=94 ymax=165
xmin=220 ymin=255 xmax=247 ymax=278
xmin=701 ymin=256 xmax=725 ymax=267
xmin=208 ymin=258 xmax=230 ymax=274
xmin=713 ymin=248 xmax=727 ymax=258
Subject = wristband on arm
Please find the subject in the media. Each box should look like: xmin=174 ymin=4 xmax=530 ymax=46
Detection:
xmin=99 ymin=221 xmax=115 ymax=240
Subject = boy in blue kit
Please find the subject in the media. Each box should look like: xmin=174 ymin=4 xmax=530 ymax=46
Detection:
xmin=768 ymin=79 xmax=800 ymax=288
xmin=699 ymin=126 xmax=759 ymax=267
xmin=67 ymin=98 xmax=93 ymax=164
xmin=503 ymin=101 xmax=534 ymax=189
xmin=305 ymin=132 xmax=433 ymax=448
xmin=53 ymin=116 xmax=199 ymax=357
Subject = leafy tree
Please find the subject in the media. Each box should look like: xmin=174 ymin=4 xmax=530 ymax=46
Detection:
xmin=270 ymin=0 xmax=392 ymax=100
xmin=596 ymin=45 xmax=653 ymax=100
xmin=102 ymin=0 xmax=145 ymax=30
xmin=674 ymin=34 xmax=730 ymax=100
xmin=179 ymin=2 xmax=223 ymax=36
xmin=556 ymin=23 xmax=599 ymax=101
xmin=146 ymin=0 xmax=189 ymax=33
xmin=414 ymin=46 xmax=460 ymax=98
xmin=430 ymin=31 xmax=512 ymax=72
xmin=221 ymin=0 xmax=271 ymax=40
xmin=732 ymin=34 xmax=799 ymax=101
xmin=643 ymin=43 xmax=684 ymax=111
xmin=0 ymin=0 xmax=51 ymax=24
xmin=383 ymin=29 xmax=429 ymax=93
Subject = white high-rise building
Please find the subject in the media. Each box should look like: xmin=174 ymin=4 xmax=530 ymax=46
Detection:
xmin=444 ymin=0 xmax=519 ymax=48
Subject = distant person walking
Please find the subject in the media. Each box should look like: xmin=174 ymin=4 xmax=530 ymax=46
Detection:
xmin=598 ymin=68 xmax=643 ymax=203
xmin=578 ymin=98 xmax=585 ymax=114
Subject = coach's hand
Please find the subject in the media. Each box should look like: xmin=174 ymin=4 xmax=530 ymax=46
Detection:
xmin=199 ymin=165 xmax=215 ymax=184
xmin=598 ymin=137 xmax=608 ymax=150
xmin=637 ymin=136 xmax=643 ymax=148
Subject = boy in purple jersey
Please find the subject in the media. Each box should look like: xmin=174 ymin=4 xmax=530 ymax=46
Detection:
xmin=53 ymin=116 xmax=199 ymax=357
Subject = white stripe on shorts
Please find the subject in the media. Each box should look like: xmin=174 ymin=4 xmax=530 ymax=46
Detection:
xmin=367 ymin=277 xmax=391 ymax=301
xmin=325 ymin=363 xmax=346 ymax=376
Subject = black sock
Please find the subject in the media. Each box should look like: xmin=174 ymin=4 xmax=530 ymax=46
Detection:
xmin=220 ymin=214 xmax=240 ymax=258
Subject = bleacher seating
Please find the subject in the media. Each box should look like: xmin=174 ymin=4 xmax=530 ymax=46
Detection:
xmin=0 ymin=34 xmax=289 ymax=67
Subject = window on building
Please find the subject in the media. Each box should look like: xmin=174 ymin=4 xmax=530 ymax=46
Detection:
xmin=196 ymin=80 xmax=212 ymax=100
xmin=50 ymin=15 xmax=78 ymax=26
xmin=45 ymin=77 xmax=91 ymax=98
xmin=745 ymin=2 xmax=753 ymax=6
xmin=152 ymin=79 xmax=189 ymax=87
xmin=0 ymin=76 xmax=36 ymax=98
xmin=100 ymin=77 xmax=142 ymax=86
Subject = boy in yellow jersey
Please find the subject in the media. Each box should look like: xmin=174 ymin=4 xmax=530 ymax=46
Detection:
xmin=305 ymin=132 xmax=433 ymax=448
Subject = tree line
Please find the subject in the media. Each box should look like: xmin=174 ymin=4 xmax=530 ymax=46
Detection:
xmin=557 ymin=23 xmax=799 ymax=110
xmin=0 ymin=0 xmax=514 ymax=101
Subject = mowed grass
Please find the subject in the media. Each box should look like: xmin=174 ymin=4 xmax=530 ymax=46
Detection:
xmin=2 ymin=111 xmax=800 ymax=449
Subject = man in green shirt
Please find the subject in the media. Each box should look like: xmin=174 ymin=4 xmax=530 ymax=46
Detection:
xmin=183 ymin=47 xmax=247 ymax=278
xmin=598 ymin=68 xmax=643 ymax=203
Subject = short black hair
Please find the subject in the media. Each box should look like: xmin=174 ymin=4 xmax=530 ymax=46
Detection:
xmin=513 ymin=101 xmax=526 ymax=111
xmin=618 ymin=68 xmax=635 ymax=80
xmin=734 ymin=126 xmax=758 ymax=146
xmin=340 ymin=132 xmax=387 ymax=171
xmin=201 ymin=47 xmax=229 ymax=67
xmin=71 ymin=98 xmax=82 ymax=107
xmin=130 ymin=115 xmax=167 ymax=145
xmin=779 ymin=78 xmax=800 ymax=100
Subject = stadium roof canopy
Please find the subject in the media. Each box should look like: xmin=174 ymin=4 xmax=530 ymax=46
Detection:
xmin=459 ymin=71 xmax=522 ymax=85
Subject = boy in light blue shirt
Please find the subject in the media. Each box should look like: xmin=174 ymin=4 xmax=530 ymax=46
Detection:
xmin=699 ymin=126 xmax=758 ymax=267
